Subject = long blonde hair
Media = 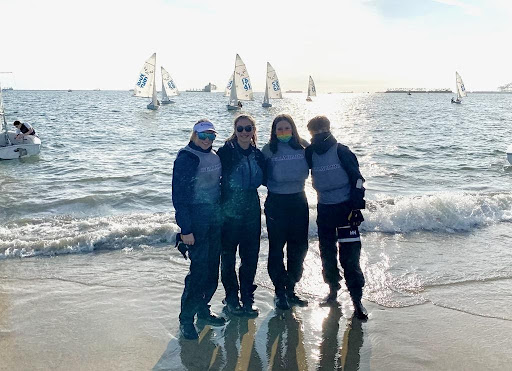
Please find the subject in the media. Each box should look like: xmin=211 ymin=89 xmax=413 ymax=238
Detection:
xmin=226 ymin=114 xmax=258 ymax=146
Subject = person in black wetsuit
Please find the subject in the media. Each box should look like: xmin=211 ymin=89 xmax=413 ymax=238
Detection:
xmin=261 ymin=114 xmax=310 ymax=310
xmin=305 ymin=115 xmax=368 ymax=320
xmin=172 ymin=119 xmax=226 ymax=340
xmin=13 ymin=120 xmax=36 ymax=139
xmin=218 ymin=114 xmax=265 ymax=318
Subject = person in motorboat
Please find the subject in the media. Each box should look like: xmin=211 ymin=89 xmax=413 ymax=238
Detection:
xmin=13 ymin=120 xmax=36 ymax=139
xmin=305 ymin=115 xmax=368 ymax=320
xmin=261 ymin=114 xmax=310 ymax=310
xmin=172 ymin=119 xmax=226 ymax=340
xmin=218 ymin=114 xmax=265 ymax=318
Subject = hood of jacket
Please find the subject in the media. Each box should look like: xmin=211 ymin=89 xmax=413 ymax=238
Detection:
xmin=310 ymin=132 xmax=337 ymax=155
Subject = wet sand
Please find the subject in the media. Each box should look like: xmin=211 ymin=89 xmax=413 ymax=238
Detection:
xmin=1 ymin=249 xmax=512 ymax=371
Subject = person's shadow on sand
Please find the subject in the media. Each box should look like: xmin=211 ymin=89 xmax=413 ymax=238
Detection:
xmin=317 ymin=307 xmax=364 ymax=371
xmin=265 ymin=309 xmax=308 ymax=370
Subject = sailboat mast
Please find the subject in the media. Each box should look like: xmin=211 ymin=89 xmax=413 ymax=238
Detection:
xmin=263 ymin=78 xmax=269 ymax=104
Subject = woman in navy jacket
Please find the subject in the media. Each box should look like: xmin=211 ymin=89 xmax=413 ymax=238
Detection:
xmin=218 ymin=114 xmax=265 ymax=317
xmin=172 ymin=119 xmax=226 ymax=340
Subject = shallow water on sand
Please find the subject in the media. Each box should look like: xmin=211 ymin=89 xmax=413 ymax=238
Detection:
xmin=1 ymin=91 xmax=512 ymax=369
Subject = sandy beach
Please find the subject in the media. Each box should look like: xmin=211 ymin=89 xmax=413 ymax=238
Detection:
xmin=2 ymin=239 xmax=511 ymax=371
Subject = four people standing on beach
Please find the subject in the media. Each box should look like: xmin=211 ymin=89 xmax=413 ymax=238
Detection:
xmin=172 ymin=113 xmax=368 ymax=338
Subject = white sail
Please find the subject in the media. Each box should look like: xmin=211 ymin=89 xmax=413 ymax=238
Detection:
xmin=308 ymin=76 xmax=317 ymax=97
xmin=456 ymin=71 xmax=467 ymax=99
xmin=263 ymin=80 xmax=269 ymax=105
xmin=228 ymin=72 xmax=238 ymax=106
xmin=233 ymin=54 xmax=253 ymax=101
xmin=161 ymin=66 xmax=178 ymax=98
xmin=161 ymin=78 xmax=169 ymax=101
xmin=224 ymin=73 xmax=234 ymax=97
xmin=266 ymin=62 xmax=282 ymax=99
xmin=134 ymin=53 xmax=156 ymax=98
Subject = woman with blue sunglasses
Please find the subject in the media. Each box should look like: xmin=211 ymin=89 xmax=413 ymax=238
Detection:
xmin=172 ymin=119 xmax=225 ymax=340
xmin=218 ymin=114 xmax=265 ymax=318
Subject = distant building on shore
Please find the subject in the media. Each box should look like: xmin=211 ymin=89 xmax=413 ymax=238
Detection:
xmin=186 ymin=82 xmax=217 ymax=92
xmin=498 ymin=82 xmax=512 ymax=92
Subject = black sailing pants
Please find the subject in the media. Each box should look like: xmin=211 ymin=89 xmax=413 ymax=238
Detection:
xmin=265 ymin=192 xmax=309 ymax=296
xmin=220 ymin=205 xmax=261 ymax=306
xmin=179 ymin=205 xmax=222 ymax=324
xmin=316 ymin=202 xmax=365 ymax=301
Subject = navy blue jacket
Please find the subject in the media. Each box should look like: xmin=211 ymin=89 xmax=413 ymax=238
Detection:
xmin=217 ymin=140 xmax=266 ymax=218
xmin=172 ymin=142 xmax=214 ymax=235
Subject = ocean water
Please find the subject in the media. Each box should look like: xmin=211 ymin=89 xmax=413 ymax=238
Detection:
xmin=1 ymin=90 xmax=512 ymax=369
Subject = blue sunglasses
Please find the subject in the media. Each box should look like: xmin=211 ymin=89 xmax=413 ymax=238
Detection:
xmin=197 ymin=132 xmax=216 ymax=141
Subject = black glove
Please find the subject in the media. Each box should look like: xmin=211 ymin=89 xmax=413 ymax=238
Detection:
xmin=175 ymin=233 xmax=189 ymax=260
xmin=348 ymin=210 xmax=364 ymax=227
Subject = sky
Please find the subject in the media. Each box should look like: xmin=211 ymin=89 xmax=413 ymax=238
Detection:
xmin=1 ymin=0 xmax=511 ymax=92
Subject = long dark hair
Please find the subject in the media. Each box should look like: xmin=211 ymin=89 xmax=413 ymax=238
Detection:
xmin=269 ymin=114 xmax=304 ymax=153
xmin=227 ymin=114 xmax=258 ymax=146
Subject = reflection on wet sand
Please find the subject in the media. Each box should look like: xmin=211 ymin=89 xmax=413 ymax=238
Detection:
xmin=153 ymin=306 xmax=364 ymax=370
xmin=266 ymin=310 xmax=308 ymax=370
xmin=218 ymin=316 xmax=262 ymax=370
xmin=318 ymin=307 xmax=364 ymax=371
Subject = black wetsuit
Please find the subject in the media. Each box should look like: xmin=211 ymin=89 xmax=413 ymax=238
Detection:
xmin=217 ymin=140 xmax=265 ymax=307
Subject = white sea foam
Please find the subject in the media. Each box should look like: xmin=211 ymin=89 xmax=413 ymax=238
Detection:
xmin=362 ymin=192 xmax=512 ymax=233
xmin=0 ymin=213 xmax=179 ymax=259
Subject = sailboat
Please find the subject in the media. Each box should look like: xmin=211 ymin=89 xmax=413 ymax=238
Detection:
xmin=134 ymin=53 xmax=159 ymax=110
xmin=262 ymin=62 xmax=282 ymax=108
xmin=0 ymin=85 xmax=41 ymax=160
xmin=306 ymin=76 xmax=316 ymax=101
xmin=161 ymin=67 xmax=179 ymax=105
xmin=227 ymin=54 xmax=253 ymax=111
xmin=451 ymin=71 xmax=466 ymax=104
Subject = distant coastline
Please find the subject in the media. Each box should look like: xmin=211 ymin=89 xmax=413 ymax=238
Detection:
xmin=384 ymin=88 xmax=452 ymax=93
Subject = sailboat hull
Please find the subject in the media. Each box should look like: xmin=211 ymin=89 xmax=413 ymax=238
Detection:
xmin=0 ymin=132 xmax=41 ymax=160
xmin=227 ymin=105 xmax=240 ymax=111
xmin=147 ymin=101 xmax=160 ymax=110
xmin=161 ymin=99 xmax=174 ymax=105
xmin=262 ymin=102 xmax=272 ymax=107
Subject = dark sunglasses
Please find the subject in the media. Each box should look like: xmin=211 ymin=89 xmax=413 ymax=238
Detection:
xmin=236 ymin=125 xmax=253 ymax=133
xmin=197 ymin=132 xmax=216 ymax=141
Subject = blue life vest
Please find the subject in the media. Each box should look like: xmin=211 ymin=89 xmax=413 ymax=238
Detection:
xmin=180 ymin=145 xmax=221 ymax=204
xmin=311 ymin=143 xmax=351 ymax=204
xmin=264 ymin=142 xmax=309 ymax=194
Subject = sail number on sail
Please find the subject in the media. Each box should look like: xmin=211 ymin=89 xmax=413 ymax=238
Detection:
xmin=137 ymin=74 xmax=148 ymax=88
xmin=272 ymin=81 xmax=280 ymax=91
xmin=242 ymin=78 xmax=251 ymax=91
